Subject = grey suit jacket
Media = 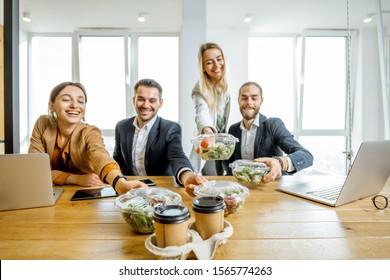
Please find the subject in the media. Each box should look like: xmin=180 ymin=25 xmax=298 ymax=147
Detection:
xmin=113 ymin=116 xmax=193 ymax=186
xmin=222 ymin=114 xmax=313 ymax=175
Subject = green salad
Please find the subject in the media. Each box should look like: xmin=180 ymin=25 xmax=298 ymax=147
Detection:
xmin=230 ymin=160 xmax=269 ymax=185
xmin=195 ymin=180 xmax=250 ymax=216
xmin=199 ymin=142 xmax=235 ymax=160
xmin=116 ymin=188 xmax=182 ymax=234
xmin=122 ymin=199 xmax=154 ymax=234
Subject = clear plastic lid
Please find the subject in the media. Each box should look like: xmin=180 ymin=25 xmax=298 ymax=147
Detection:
xmin=229 ymin=159 xmax=269 ymax=171
xmin=194 ymin=180 xmax=249 ymax=199
xmin=115 ymin=187 xmax=182 ymax=212
xmin=192 ymin=133 xmax=239 ymax=143
xmin=229 ymin=160 xmax=270 ymax=185
xmin=115 ymin=187 xmax=183 ymax=234
xmin=192 ymin=133 xmax=239 ymax=160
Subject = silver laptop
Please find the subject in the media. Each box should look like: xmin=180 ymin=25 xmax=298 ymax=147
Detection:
xmin=277 ymin=140 xmax=390 ymax=207
xmin=0 ymin=153 xmax=63 ymax=211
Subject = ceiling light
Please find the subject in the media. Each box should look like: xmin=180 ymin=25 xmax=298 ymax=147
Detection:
xmin=244 ymin=13 xmax=252 ymax=23
xmin=22 ymin=12 xmax=31 ymax=22
xmin=364 ymin=10 xmax=390 ymax=23
xmin=363 ymin=13 xmax=373 ymax=23
xmin=138 ymin=13 xmax=146 ymax=23
xmin=363 ymin=17 xmax=372 ymax=23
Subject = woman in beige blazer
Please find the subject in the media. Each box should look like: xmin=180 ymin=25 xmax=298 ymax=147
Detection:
xmin=28 ymin=81 xmax=147 ymax=195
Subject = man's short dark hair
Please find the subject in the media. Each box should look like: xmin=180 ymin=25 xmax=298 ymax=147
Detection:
xmin=238 ymin=81 xmax=263 ymax=97
xmin=134 ymin=78 xmax=163 ymax=98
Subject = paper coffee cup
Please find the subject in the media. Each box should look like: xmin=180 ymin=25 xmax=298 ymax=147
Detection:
xmin=153 ymin=205 xmax=191 ymax=248
xmin=192 ymin=196 xmax=225 ymax=240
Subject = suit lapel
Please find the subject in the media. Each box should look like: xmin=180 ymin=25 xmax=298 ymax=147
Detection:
xmin=254 ymin=114 xmax=265 ymax=156
xmin=126 ymin=117 xmax=136 ymax=172
xmin=233 ymin=124 xmax=243 ymax=159
xmin=145 ymin=117 xmax=160 ymax=169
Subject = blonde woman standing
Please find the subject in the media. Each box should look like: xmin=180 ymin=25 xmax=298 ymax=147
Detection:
xmin=189 ymin=42 xmax=231 ymax=175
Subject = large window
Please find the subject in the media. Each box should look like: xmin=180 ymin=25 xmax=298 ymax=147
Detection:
xmin=79 ymin=36 xmax=128 ymax=130
xmin=138 ymin=37 xmax=179 ymax=122
xmin=30 ymin=36 xmax=72 ymax=126
xmin=248 ymin=37 xmax=296 ymax=131
xmin=28 ymin=33 xmax=179 ymax=155
xmin=249 ymin=31 xmax=350 ymax=174
xmin=300 ymin=36 xmax=346 ymax=130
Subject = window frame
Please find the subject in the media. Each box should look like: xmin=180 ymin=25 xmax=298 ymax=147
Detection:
xmin=26 ymin=31 xmax=180 ymax=154
xmin=248 ymin=30 xmax=357 ymax=174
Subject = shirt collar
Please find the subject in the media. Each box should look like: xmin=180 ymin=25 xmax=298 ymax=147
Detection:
xmin=240 ymin=114 xmax=260 ymax=131
xmin=133 ymin=115 xmax=158 ymax=130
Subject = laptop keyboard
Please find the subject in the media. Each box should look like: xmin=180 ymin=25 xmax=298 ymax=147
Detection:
xmin=306 ymin=185 xmax=342 ymax=201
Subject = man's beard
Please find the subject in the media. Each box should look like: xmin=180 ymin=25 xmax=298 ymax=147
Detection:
xmin=240 ymin=107 xmax=259 ymax=121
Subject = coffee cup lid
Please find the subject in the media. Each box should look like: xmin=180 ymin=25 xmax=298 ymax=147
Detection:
xmin=192 ymin=196 xmax=225 ymax=213
xmin=153 ymin=205 xmax=191 ymax=224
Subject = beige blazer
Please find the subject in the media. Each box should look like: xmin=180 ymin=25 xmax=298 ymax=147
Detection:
xmin=28 ymin=115 xmax=117 ymax=182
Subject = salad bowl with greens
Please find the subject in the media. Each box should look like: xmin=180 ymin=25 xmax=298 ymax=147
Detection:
xmin=115 ymin=187 xmax=182 ymax=233
xmin=194 ymin=180 xmax=249 ymax=216
xmin=192 ymin=133 xmax=238 ymax=161
xmin=230 ymin=160 xmax=270 ymax=185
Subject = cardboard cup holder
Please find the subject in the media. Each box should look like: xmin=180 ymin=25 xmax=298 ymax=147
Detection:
xmin=144 ymin=220 xmax=233 ymax=260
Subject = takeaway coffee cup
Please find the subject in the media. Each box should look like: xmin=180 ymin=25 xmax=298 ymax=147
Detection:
xmin=192 ymin=196 xmax=225 ymax=240
xmin=153 ymin=205 xmax=191 ymax=248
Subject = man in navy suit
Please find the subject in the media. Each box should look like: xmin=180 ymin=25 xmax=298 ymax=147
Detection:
xmin=113 ymin=78 xmax=205 ymax=190
xmin=222 ymin=81 xmax=313 ymax=183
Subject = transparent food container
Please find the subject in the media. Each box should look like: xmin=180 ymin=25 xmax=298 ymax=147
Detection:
xmin=194 ymin=180 xmax=249 ymax=216
xmin=230 ymin=159 xmax=270 ymax=185
xmin=115 ymin=187 xmax=182 ymax=233
xmin=192 ymin=133 xmax=238 ymax=160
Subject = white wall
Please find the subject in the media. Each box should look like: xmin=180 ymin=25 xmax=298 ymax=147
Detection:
xmin=354 ymin=27 xmax=385 ymax=151
xmin=179 ymin=3 xmax=250 ymax=157
xmin=179 ymin=0 xmax=206 ymax=156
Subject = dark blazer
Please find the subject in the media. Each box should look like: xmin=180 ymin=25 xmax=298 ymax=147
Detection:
xmin=222 ymin=114 xmax=313 ymax=175
xmin=113 ymin=116 xmax=193 ymax=186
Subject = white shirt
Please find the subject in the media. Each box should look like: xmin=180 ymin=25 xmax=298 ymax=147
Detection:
xmin=132 ymin=115 xmax=158 ymax=175
xmin=239 ymin=114 xmax=259 ymax=160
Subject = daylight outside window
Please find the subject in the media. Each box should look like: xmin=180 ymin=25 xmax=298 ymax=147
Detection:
xmin=249 ymin=34 xmax=348 ymax=174
xmin=30 ymin=36 xmax=72 ymax=127
xmin=138 ymin=36 xmax=179 ymax=122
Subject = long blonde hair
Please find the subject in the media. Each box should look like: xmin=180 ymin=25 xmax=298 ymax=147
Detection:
xmin=197 ymin=42 xmax=228 ymax=110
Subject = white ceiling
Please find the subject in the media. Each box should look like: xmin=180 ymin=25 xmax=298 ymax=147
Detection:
xmin=7 ymin=0 xmax=389 ymax=34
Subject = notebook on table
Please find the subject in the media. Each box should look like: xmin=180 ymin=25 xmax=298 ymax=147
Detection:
xmin=277 ymin=140 xmax=390 ymax=207
xmin=0 ymin=153 xmax=63 ymax=211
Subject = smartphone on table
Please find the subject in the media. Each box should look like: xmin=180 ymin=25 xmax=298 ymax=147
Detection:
xmin=138 ymin=178 xmax=156 ymax=186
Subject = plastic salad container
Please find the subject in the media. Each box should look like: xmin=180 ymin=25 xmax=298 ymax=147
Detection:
xmin=229 ymin=159 xmax=270 ymax=185
xmin=192 ymin=133 xmax=238 ymax=160
xmin=194 ymin=180 xmax=249 ymax=216
xmin=115 ymin=187 xmax=182 ymax=233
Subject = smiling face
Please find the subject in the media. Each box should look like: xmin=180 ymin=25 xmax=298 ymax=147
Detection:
xmin=49 ymin=85 xmax=86 ymax=128
xmin=133 ymin=85 xmax=163 ymax=128
xmin=238 ymin=83 xmax=263 ymax=127
xmin=202 ymin=48 xmax=225 ymax=83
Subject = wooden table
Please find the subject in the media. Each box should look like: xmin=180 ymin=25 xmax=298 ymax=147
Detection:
xmin=0 ymin=175 xmax=389 ymax=260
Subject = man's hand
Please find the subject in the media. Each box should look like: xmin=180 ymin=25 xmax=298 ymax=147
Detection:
xmin=115 ymin=179 xmax=148 ymax=195
xmin=181 ymin=171 xmax=207 ymax=197
xmin=254 ymin=157 xmax=282 ymax=183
